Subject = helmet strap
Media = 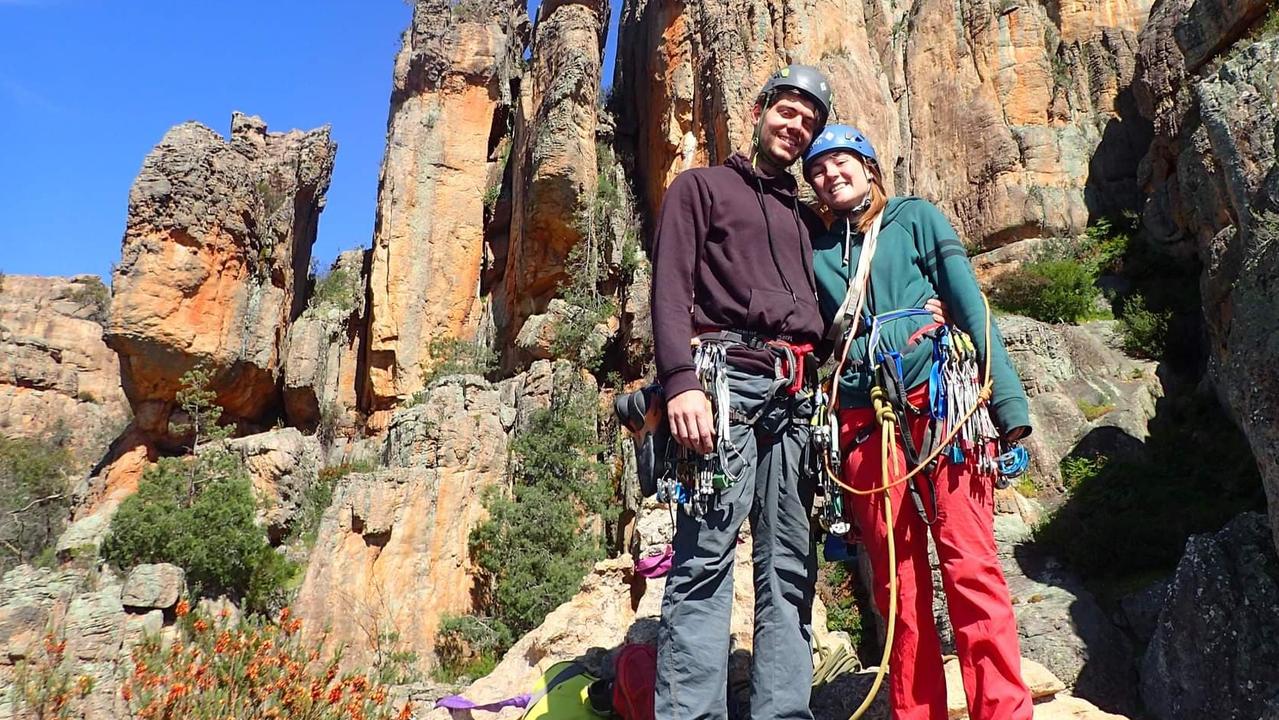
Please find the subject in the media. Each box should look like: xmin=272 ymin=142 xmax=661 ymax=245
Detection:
xmin=750 ymin=90 xmax=775 ymax=170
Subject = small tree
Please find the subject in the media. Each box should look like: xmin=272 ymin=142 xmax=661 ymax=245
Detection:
xmin=0 ymin=436 xmax=72 ymax=573
xmin=468 ymin=388 xmax=614 ymax=641
xmin=103 ymin=366 xmax=293 ymax=612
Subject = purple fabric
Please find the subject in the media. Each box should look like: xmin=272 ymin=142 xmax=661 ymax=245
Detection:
xmin=434 ymin=693 xmax=532 ymax=713
xmin=636 ymin=545 xmax=673 ymax=578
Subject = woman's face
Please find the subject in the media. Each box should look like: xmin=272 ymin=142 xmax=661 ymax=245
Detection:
xmin=807 ymin=150 xmax=871 ymax=212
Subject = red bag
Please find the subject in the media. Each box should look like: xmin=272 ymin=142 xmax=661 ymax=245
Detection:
xmin=611 ymin=643 xmax=657 ymax=720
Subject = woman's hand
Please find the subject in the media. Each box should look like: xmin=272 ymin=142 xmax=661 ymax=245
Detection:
xmin=924 ymin=297 xmax=948 ymax=325
xmin=667 ymin=389 xmax=715 ymax=454
xmin=1003 ymin=426 xmax=1030 ymax=443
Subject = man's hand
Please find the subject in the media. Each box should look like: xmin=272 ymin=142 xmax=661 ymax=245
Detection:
xmin=924 ymin=297 xmax=948 ymax=325
xmin=667 ymin=389 xmax=715 ymax=454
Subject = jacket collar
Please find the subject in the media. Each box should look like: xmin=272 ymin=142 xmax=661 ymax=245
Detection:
xmin=725 ymin=152 xmax=799 ymax=197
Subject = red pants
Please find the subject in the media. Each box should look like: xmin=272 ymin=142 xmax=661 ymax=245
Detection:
xmin=839 ymin=386 xmax=1032 ymax=720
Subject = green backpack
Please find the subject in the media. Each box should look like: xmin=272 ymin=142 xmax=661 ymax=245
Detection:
xmin=521 ymin=661 xmax=602 ymax=719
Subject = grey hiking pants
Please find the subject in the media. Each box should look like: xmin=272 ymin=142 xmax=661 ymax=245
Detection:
xmin=655 ymin=368 xmax=818 ymax=720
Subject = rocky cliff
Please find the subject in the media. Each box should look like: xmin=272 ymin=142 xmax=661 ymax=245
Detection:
xmin=615 ymin=0 xmax=1153 ymax=247
xmin=497 ymin=0 xmax=608 ymax=343
xmin=8 ymin=0 xmax=1279 ymax=716
xmin=106 ymin=113 xmax=335 ymax=448
xmin=362 ymin=0 xmax=527 ymax=416
xmin=1132 ymin=0 xmax=1279 ymax=555
xmin=0 ymin=275 xmax=128 ymax=467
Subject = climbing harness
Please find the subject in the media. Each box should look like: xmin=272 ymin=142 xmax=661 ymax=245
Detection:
xmin=653 ymin=331 xmax=818 ymax=518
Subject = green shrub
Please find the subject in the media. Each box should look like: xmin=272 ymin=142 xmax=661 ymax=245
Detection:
xmin=469 ymin=391 xmax=614 ymax=642
xmin=0 ymin=436 xmax=72 ymax=573
xmin=1080 ymin=214 xmax=1135 ymax=276
xmin=1059 ymin=454 xmax=1106 ymax=491
xmin=103 ymin=367 xmax=293 ymax=613
xmin=101 ymin=449 xmax=294 ymax=613
xmin=420 ymin=337 xmax=497 ymax=389
xmin=507 ymin=395 xmax=614 ymax=515
xmin=309 ymin=265 xmax=362 ymax=315
xmin=67 ymin=276 xmax=110 ymax=321
xmin=434 ymin=614 xmax=511 ymax=682
xmin=817 ymin=559 xmax=864 ymax=649
xmin=551 ymin=242 xmax=616 ymax=371
xmin=482 ymin=184 xmax=501 ymax=211
xmin=991 ymin=259 xmax=1103 ymax=323
xmin=1118 ymin=293 xmax=1170 ymax=359
xmin=470 ymin=485 xmax=603 ymax=639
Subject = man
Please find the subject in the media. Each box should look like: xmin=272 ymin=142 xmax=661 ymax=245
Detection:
xmin=650 ymin=65 xmax=833 ymax=720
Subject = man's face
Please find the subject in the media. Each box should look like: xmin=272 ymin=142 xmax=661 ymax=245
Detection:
xmin=753 ymin=92 xmax=820 ymax=168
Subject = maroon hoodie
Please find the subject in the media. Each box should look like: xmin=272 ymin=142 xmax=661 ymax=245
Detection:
xmin=651 ymin=153 xmax=827 ymax=399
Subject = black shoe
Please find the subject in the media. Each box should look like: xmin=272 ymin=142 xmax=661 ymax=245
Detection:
xmin=614 ymin=384 xmax=668 ymax=498
xmin=587 ymin=677 xmax=616 ymax=717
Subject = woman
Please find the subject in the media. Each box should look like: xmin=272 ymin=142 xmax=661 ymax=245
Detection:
xmin=803 ymin=125 xmax=1033 ymax=720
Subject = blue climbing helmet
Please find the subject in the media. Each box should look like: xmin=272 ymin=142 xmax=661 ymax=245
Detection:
xmin=803 ymin=124 xmax=878 ymax=177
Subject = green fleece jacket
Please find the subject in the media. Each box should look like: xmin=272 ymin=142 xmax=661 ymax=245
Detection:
xmin=812 ymin=197 xmax=1031 ymax=436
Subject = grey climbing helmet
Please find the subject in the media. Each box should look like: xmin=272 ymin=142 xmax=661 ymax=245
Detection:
xmin=757 ymin=64 xmax=834 ymax=127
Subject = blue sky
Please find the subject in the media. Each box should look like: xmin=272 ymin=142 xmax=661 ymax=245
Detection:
xmin=0 ymin=0 xmax=619 ymax=282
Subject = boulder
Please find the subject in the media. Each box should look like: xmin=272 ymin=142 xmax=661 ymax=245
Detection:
xmin=422 ymin=558 xmax=643 ymax=720
xmin=1006 ymin=549 xmax=1137 ymax=713
xmin=998 ymin=316 xmax=1161 ymax=493
xmin=362 ymin=0 xmax=528 ymax=411
xmin=1118 ymin=577 xmax=1169 ymax=647
xmin=106 ymin=112 xmax=335 ymax=447
xmin=1140 ymin=512 xmax=1279 ymax=720
xmin=1131 ymin=0 xmax=1279 ymax=559
xmin=0 ymin=566 xmax=141 ymax=720
xmin=120 ymin=563 xmax=185 ymax=611
xmin=1192 ymin=38 xmax=1279 ymax=556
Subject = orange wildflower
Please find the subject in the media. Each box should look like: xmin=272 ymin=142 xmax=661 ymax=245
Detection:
xmin=397 ymin=701 xmax=413 ymax=720
xmin=121 ymin=684 xmax=133 ymax=702
xmin=175 ymin=599 xmax=190 ymax=617
xmin=328 ymin=686 xmax=344 ymax=705
xmin=193 ymin=618 xmax=209 ymax=633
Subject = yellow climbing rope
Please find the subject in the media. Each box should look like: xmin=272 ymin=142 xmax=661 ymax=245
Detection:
xmin=835 ymin=293 xmax=996 ymax=720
